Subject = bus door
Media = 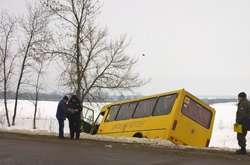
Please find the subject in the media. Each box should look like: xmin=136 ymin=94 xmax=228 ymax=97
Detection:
xmin=90 ymin=111 xmax=105 ymax=134
xmin=81 ymin=108 xmax=95 ymax=133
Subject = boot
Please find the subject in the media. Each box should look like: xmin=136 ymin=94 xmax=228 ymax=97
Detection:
xmin=236 ymin=148 xmax=247 ymax=155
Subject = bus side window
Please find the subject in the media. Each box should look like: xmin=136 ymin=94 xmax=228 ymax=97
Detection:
xmin=133 ymin=98 xmax=157 ymax=118
xmin=105 ymin=105 xmax=120 ymax=122
xmin=153 ymin=94 xmax=177 ymax=116
xmin=116 ymin=102 xmax=138 ymax=120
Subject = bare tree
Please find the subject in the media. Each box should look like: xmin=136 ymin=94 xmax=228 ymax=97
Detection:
xmin=44 ymin=0 xmax=144 ymax=103
xmin=0 ymin=12 xmax=16 ymax=127
xmin=12 ymin=3 xmax=53 ymax=125
xmin=31 ymin=54 xmax=52 ymax=129
xmin=29 ymin=61 xmax=43 ymax=129
xmin=0 ymin=56 xmax=3 ymax=86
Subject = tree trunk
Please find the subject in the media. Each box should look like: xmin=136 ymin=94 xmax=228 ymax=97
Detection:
xmin=33 ymin=100 xmax=38 ymax=129
xmin=76 ymin=26 xmax=82 ymax=101
xmin=33 ymin=66 xmax=41 ymax=129
xmin=33 ymin=89 xmax=39 ymax=129
xmin=12 ymin=55 xmax=26 ymax=125
xmin=3 ymin=35 xmax=11 ymax=127
xmin=3 ymin=56 xmax=11 ymax=127
xmin=12 ymin=33 xmax=33 ymax=126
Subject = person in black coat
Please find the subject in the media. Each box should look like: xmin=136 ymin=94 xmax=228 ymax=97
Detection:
xmin=236 ymin=92 xmax=250 ymax=155
xmin=67 ymin=95 xmax=82 ymax=140
xmin=56 ymin=96 xmax=68 ymax=139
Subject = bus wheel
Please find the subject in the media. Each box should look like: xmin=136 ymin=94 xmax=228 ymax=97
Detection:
xmin=133 ymin=132 xmax=143 ymax=138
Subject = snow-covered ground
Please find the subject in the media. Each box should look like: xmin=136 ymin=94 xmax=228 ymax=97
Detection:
xmin=0 ymin=100 xmax=249 ymax=150
xmin=210 ymin=102 xmax=250 ymax=149
xmin=0 ymin=100 xmax=103 ymax=134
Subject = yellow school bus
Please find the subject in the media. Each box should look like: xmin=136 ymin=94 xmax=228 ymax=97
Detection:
xmin=92 ymin=89 xmax=216 ymax=147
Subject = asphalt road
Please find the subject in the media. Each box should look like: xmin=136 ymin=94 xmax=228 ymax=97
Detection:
xmin=0 ymin=132 xmax=250 ymax=165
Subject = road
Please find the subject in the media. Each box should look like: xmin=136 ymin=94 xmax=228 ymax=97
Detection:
xmin=0 ymin=132 xmax=250 ymax=165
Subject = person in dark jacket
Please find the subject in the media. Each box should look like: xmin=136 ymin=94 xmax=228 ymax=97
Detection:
xmin=56 ymin=96 xmax=68 ymax=139
xmin=67 ymin=95 xmax=82 ymax=140
xmin=236 ymin=92 xmax=250 ymax=154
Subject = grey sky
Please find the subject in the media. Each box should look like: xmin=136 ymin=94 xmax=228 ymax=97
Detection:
xmin=1 ymin=0 xmax=250 ymax=97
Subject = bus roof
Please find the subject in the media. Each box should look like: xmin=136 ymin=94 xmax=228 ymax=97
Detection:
xmin=100 ymin=88 xmax=215 ymax=113
xmin=101 ymin=88 xmax=185 ymax=112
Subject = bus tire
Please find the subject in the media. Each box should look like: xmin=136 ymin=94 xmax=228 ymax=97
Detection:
xmin=133 ymin=132 xmax=143 ymax=138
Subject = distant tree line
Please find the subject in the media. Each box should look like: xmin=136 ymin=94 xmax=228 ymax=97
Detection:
xmin=0 ymin=90 xmax=236 ymax=105
xmin=0 ymin=91 xmax=143 ymax=102
xmin=203 ymin=98 xmax=237 ymax=105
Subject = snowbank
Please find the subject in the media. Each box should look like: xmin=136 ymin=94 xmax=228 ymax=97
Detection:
xmin=0 ymin=127 xmax=176 ymax=148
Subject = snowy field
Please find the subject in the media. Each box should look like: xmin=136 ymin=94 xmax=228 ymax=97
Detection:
xmin=0 ymin=100 xmax=249 ymax=150
xmin=0 ymin=100 xmax=103 ymax=135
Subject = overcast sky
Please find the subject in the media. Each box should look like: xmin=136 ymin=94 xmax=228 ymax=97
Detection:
xmin=1 ymin=0 xmax=250 ymax=97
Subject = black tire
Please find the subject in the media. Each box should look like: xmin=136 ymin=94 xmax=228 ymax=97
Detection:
xmin=133 ymin=132 xmax=143 ymax=138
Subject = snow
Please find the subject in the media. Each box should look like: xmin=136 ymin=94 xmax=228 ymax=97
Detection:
xmin=0 ymin=99 xmax=249 ymax=150
xmin=210 ymin=102 xmax=250 ymax=149
xmin=0 ymin=100 xmax=103 ymax=133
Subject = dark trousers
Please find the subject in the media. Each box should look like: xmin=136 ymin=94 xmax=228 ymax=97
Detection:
xmin=57 ymin=119 xmax=64 ymax=138
xmin=68 ymin=115 xmax=81 ymax=139
xmin=237 ymin=126 xmax=248 ymax=149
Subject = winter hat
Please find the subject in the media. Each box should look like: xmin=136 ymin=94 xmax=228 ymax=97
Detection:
xmin=238 ymin=92 xmax=247 ymax=99
xmin=63 ymin=95 xmax=69 ymax=101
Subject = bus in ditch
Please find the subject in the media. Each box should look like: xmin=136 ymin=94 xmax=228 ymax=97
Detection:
xmin=91 ymin=89 xmax=216 ymax=147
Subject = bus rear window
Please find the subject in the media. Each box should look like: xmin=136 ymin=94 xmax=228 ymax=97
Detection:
xmin=181 ymin=97 xmax=212 ymax=129
xmin=105 ymin=105 xmax=120 ymax=122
